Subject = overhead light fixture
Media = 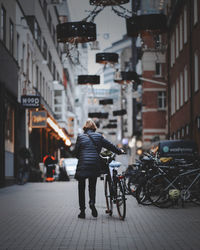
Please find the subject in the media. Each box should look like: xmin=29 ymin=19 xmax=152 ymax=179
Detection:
xmin=114 ymin=71 xmax=139 ymax=84
xmin=96 ymin=52 xmax=119 ymax=64
xmin=88 ymin=112 xmax=109 ymax=118
xmin=89 ymin=0 xmax=129 ymax=6
xmin=78 ymin=75 xmax=100 ymax=85
xmin=113 ymin=109 xmax=127 ymax=116
xmin=126 ymin=14 xmax=167 ymax=37
xmin=57 ymin=21 xmax=96 ymax=44
xmin=99 ymin=99 xmax=113 ymax=105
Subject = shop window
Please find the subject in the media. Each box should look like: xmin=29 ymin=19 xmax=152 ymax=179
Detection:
xmin=5 ymin=103 xmax=15 ymax=153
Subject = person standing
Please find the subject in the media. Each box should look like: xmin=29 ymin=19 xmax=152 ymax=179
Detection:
xmin=74 ymin=119 xmax=124 ymax=219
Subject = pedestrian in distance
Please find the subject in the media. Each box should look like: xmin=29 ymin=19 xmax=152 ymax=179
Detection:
xmin=74 ymin=119 xmax=124 ymax=219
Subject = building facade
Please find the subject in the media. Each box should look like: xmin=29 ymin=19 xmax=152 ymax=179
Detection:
xmin=0 ymin=0 xmax=73 ymax=186
xmin=166 ymin=0 xmax=200 ymax=152
xmin=141 ymin=34 xmax=167 ymax=150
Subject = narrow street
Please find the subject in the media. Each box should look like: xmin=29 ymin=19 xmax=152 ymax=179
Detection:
xmin=0 ymin=180 xmax=200 ymax=250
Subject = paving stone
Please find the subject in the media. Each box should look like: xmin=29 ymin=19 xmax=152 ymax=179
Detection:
xmin=0 ymin=181 xmax=200 ymax=250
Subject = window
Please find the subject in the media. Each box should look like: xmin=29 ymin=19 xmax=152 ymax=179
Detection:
xmin=185 ymin=124 xmax=189 ymax=135
xmin=0 ymin=6 xmax=6 ymax=43
xmin=179 ymin=16 xmax=183 ymax=51
xmin=34 ymin=20 xmax=41 ymax=48
xmin=53 ymin=63 xmax=56 ymax=80
xmin=171 ymin=85 xmax=175 ymax=115
xmin=176 ymin=79 xmax=180 ymax=110
xmin=171 ymin=34 xmax=175 ymax=67
xmin=176 ymin=25 xmax=179 ymax=58
xmin=48 ymin=52 xmax=52 ymax=72
xmin=5 ymin=102 xmax=15 ymax=153
xmin=158 ymin=91 xmax=166 ymax=109
xmin=194 ymin=0 xmax=198 ymax=24
xmin=39 ymin=72 xmax=42 ymax=93
xmin=48 ymin=11 xmax=52 ymax=33
xmin=36 ymin=65 xmax=39 ymax=89
xmin=181 ymin=127 xmax=185 ymax=137
xmin=21 ymin=43 xmax=25 ymax=73
xmin=180 ymin=73 xmax=183 ymax=106
xmin=55 ymin=90 xmax=62 ymax=96
xmin=55 ymin=106 xmax=62 ymax=112
xmin=184 ymin=7 xmax=187 ymax=43
xmin=9 ymin=20 xmax=14 ymax=55
xmin=194 ymin=52 xmax=199 ymax=92
xmin=16 ymin=33 xmax=20 ymax=62
xmin=43 ymin=38 xmax=47 ymax=59
xmin=155 ymin=63 xmax=162 ymax=76
xmin=184 ymin=66 xmax=188 ymax=102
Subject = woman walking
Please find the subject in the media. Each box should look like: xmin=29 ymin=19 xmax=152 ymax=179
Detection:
xmin=74 ymin=119 xmax=124 ymax=219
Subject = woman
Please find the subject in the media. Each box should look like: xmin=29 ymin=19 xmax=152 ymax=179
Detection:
xmin=74 ymin=119 xmax=124 ymax=219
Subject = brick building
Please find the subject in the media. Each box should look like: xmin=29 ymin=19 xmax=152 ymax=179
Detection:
xmin=166 ymin=0 xmax=200 ymax=152
xmin=141 ymin=34 xmax=167 ymax=150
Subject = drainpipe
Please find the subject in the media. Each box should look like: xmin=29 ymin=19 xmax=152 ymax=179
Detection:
xmin=167 ymin=28 xmax=171 ymax=139
xmin=189 ymin=0 xmax=194 ymax=139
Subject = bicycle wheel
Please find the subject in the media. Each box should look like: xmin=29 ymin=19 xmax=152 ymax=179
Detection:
xmin=116 ymin=180 xmax=126 ymax=220
xmin=147 ymin=175 xmax=172 ymax=208
xmin=190 ymin=177 xmax=200 ymax=205
xmin=136 ymin=183 xmax=152 ymax=206
xmin=105 ymin=175 xmax=113 ymax=216
xmin=128 ymin=175 xmax=139 ymax=197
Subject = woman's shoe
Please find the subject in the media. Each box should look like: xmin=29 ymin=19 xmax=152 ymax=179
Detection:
xmin=90 ymin=204 xmax=98 ymax=217
xmin=78 ymin=211 xmax=85 ymax=219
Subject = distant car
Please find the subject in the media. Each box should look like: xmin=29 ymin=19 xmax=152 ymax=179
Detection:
xmin=61 ymin=158 xmax=78 ymax=177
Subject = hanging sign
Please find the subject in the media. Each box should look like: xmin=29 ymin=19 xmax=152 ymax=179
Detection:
xmin=21 ymin=95 xmax=40 ymax=108
xmin=30 ymin=111 xmax=47 ymax=128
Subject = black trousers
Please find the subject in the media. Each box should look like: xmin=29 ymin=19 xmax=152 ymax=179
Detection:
xmin=78 ymin=177 xmax=97 ymax=211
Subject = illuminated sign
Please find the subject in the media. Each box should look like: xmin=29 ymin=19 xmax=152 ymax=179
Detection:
xmin=21 ymin=95 xmax=40 ymax=108
xmin=31 ymin=111 xmax=47 ymax=128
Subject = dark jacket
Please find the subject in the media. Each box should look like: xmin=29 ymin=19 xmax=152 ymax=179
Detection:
xmin=74 ymin=129 xmax=122 ymax=178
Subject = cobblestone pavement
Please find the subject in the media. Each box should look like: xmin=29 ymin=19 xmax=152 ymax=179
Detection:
xmin=0 ymin=180 xmax=200 ymax=250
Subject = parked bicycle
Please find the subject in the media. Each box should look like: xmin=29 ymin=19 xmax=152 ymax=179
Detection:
xmin=101 ymin=153 xmax=127 ymax=220
xmin=147 ymin=158 xmax=200 ymax=208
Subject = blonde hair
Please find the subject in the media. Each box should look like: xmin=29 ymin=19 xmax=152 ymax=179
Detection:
xmin=83 ymin=119 xmax=97 ymax=132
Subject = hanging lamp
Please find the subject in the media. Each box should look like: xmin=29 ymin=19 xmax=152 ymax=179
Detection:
xmin=99 ymin=99 xmax=113 ymax=105
xmin=113 ymin=109 xmax=127 ymax=116
xmin=96 ymin=53 xmax=119 ymax=64
xmin=78 ymin=75 xmax=100 ymax=85
xmin=88 ymin=112 xmax=109 ymax=118
xmin=114 ymin=71 xmax=139 ymax=84
xmin=126 ymin=13 xmax=167 ymax=37
xmin=57 ymin=21 xmax=96 ymax=43
xmin=90 ymin=0 xmax=129 ymax=6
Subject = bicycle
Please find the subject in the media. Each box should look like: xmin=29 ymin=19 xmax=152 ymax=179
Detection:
xmin=102 ymin=153 xmax=127 ymax=220
xmin=147 ymin=159 xmax=200 ymax=208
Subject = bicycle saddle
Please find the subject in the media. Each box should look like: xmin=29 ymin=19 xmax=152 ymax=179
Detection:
xmin=109 ymin=160 xmax=121 ymax=168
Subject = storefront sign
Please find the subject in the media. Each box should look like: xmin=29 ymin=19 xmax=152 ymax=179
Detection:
xmin=31 ymin=111 xmax=47 ymax=128
xmin=21 ymin=95 xmax=40 ymax=108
